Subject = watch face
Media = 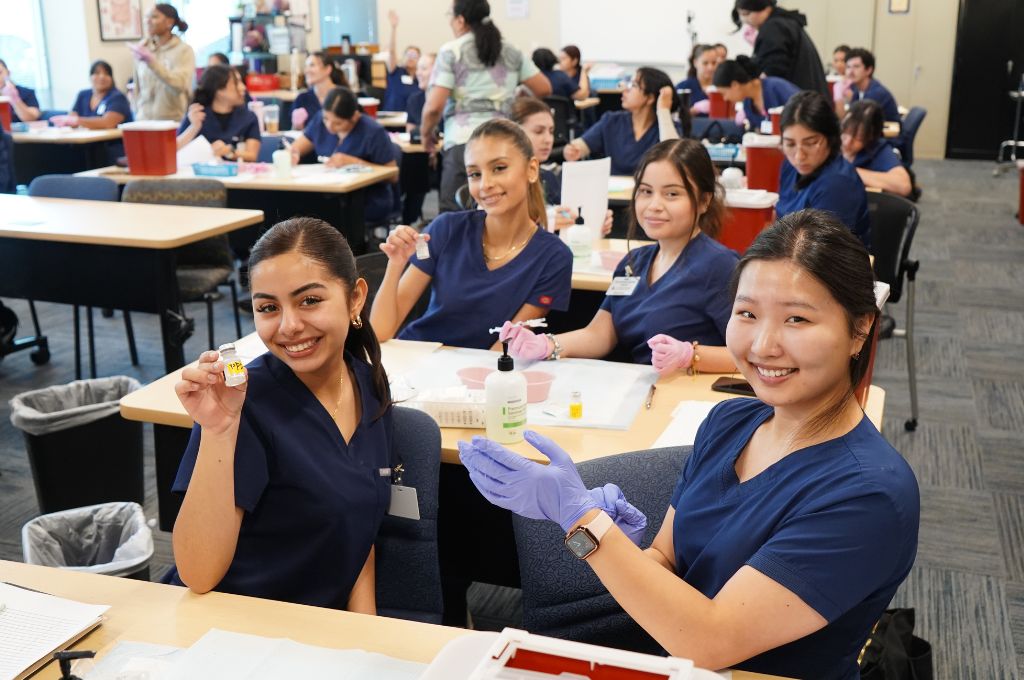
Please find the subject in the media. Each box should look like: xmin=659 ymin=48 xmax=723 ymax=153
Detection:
xmin=566 ymin=528 xmax=598 ymax=559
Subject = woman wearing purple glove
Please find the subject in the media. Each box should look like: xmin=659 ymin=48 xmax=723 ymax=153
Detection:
xmin=500 ymin=139 xmax=737 ymax=373
xmin=131 ymin=4 xmax=195 ymax=122
xmin=464 ymin=210 xmax=920 ymax=680
xmin=0 ymin=59 xmax=41 ymax=123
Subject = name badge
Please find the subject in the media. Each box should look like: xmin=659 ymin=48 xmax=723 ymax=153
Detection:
xmin=606 ymin=276 xmax=639 ymax=296
xmin=401 ymin=74 xmax=414 ymax=86
xmin=388 ymin=485 xmax=420 ymax=519
xmin=97 ymin=103 xmax=107 ymax=115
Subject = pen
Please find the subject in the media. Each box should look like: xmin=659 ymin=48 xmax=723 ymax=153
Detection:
xmin=645 ymin=384 xmax=656 ymax=409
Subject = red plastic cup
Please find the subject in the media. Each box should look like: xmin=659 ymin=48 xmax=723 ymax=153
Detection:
xmin=358 ymin=97 xmax=380 ymax=118
xmin=707 ymin=90 xmax=728 ymax=119
xmin=0 ymin=99 xmax=11 ymax=132
xmin=120 ymin=121 xmax=179 ymax=176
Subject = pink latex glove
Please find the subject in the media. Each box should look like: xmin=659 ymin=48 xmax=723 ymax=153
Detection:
xmin=129 ymin=43 xmax=154 ymax=63
xmin=742 ymin=25 xmax=758 ymax=46
xmin=291 ymin=107 xmax=309 ymax=130
xmin=498 ymin=321 xmax=551 ymax=361
xmin=646 ymin=334 xmax=695 ymax=375
xmin=50 ymin=113 xmax=78 ymax=128
xmin=691 ymin=99 xmax=710 ymax=116
xmin=1 ymin=82 xmax=19 ymax=101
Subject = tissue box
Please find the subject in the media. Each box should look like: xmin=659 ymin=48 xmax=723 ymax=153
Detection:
xmin=192 ymin=162 xmax=239 ymax=177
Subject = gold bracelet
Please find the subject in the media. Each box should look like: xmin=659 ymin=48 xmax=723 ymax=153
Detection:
xmin=687 ymin=341 xmax=700 ymax=378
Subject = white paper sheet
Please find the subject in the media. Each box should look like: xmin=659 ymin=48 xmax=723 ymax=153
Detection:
xmin=176 ymin=136 xmax=215 ymax=167
xmin=650 ymin=400 xmax=718 ymax=448
xmin=560 ymin=157 xmax=611 ymax=240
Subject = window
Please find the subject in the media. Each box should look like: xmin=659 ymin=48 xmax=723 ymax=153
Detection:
xmin=320 ymin=0 xmax=376 ymax=48
xmin=175 ymin=0 xmax=238 ymax=65
xmin=0 ymin=0 xmax=51 ymax=107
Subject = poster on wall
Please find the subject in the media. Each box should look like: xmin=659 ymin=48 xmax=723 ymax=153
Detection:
xmin=507 ymin=0 xmax=529 ymax=19
xmin=98 ymin=0 xmax=143 ymax=41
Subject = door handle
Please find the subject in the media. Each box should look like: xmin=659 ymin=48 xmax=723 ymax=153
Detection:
xmin=1009 ymin=60 xmax=1015 ymax=76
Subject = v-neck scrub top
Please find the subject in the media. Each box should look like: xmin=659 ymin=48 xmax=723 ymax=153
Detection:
xmin=742 ymin=76 xmax=800 ymax=130
xmin=852 ymin=139 xmax=902 ymax=173
xmin=599 ymin=236 xmax=738 ymax=363
xmin=400 ymin=210 xmax=573 ymax=349
xmin=71 ymin=88 xmax=133 ymax=121
xmin=177 ymin=104 xmax=260 ymax=148
xmin=672 ymin=398 xmax=919 ymax=679
xmin=580 ymin=110 xmax=681 ymax=176
xmin=777 ymin=154 xmax=871 ymax=249
xmin=169 ymin=351 xmax=393 ymax=609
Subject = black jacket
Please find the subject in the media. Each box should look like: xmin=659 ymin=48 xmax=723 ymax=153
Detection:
xmin=752 ymin=7 xmax=829 ymax=96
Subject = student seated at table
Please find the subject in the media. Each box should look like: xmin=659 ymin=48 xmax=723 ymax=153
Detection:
xmin=206 ymin=53 xmax=253 ymax=104
xmin=370 ymin=119 xmax=572 ymax=351
xmin=843 ymin=48 xmax=900 ymax=123
xmin=532 ymin=48 xmax=584 ymax=101
xmin=500 ymin=138 xmax=737 ymax=371
xmin=776 ymin=91 xmax=870 ymax=248
xmin=509 ymin=96 xmax=612 ymax=235
xmin=169 ymin=217 xmax=393 ymax=612
xmin=0 ymin=58 xmax=41 ymax=123
xmin=53 ymin=60 xmax=134 ymax=131
xmin=176 ymin=64 xmax=261 ymax=162
xmin=461 ymin=209 xmax=920 ymax=680
xmin=713 ymin=56 xmax=799 ymax=131
xmin=562 ymin=68 xmax=685 ymax=176
xmin=401 ymin=52 xmax=436 ymax=225
xmin=675 ymin=44 xmax=720 ymax=117
xmin=557 ymin=45 xmax=591 ymax=100
xmin=841 ymin=100 xmax=913 ymax=198
xmin=382 ymin=10 xmax=421 ymax=113
xmin=830 ymin=44 xmax=851 ymax=117
xmin=290 ymin=52 xmax=348 ymax=130
xmin=405 ymin=53 xmax=435 ymax=136
xmin=288 ymin=87 xmax=399 ymax=225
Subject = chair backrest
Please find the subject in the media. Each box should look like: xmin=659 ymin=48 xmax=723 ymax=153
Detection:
xmin=122 ymin=179 xmax=232 ymax=269
xmin=511 ymin=446 xmax=690 ymax=655
xmin=28 ymin=174 xmax=119 ymax=201
xmin=256 ymin=135 xmax=283 ymax=163
xmin=896 ymin=107 xmax=927 ymax=167
xmin=543 ymin=96 xmax=577 ymax=147
xmin=867 ymin=191 xmax=920 ymax=305
xmin=356 ymin=251 xmax=430 ymax=328
xmin=375 ymin=406 xmax=443 ymax=623
xmin=454 ymin=183 xmax=476 ymax=211
xmin=0 ymin=132 xmax=14 ymax=194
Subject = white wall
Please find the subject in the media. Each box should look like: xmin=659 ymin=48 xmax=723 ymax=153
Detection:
xmin=40 ymin=0 xmax=90 ymax=109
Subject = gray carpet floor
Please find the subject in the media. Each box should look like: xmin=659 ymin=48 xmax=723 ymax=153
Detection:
xmin=0 ymin=158 xmax=1020 ymax=677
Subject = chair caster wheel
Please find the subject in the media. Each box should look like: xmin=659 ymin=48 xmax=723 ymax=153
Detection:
xmin=30 ymin=344 xmax=51 ymax=365
xmin=904 ymin=419 xmax=917 ymax=432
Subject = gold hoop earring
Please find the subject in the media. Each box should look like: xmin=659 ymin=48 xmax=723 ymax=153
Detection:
xmin=351 ymin=316 xmax=363 ymax=329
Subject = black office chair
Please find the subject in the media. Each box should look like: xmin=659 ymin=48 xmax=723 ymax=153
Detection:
xmin=868 ymin=192 xmax=920 ymax=432
xmin=511 ymin=446 xmax=690 ymax=654
xmin=256 ymin=135 xmax=283 ymax=163
xmin=543 ymin=95 xmax=578 ymax=148
xmin=895 ymin=107 xmax=927 ymax=168
xmin=375 ymin=407 xmax=444 ymax=623
xmin=454 ymin=183 xmax=476 ymax=211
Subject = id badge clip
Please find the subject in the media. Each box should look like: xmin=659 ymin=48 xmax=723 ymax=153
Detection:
xmin=380 ymin=464 xmax=420 ymax=519
xmin=606 ymin=276 xmax=639 ymax=296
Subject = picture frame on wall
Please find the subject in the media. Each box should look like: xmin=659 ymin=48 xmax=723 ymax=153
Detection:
xmin=97 ymin=0 xmax=143 ymax=42
xmin=888 ymin=0 xmax=910 ymax=14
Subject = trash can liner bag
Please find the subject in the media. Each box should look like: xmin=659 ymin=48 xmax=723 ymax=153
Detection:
xmin=10 ymin=376 xmax=141 ymax=436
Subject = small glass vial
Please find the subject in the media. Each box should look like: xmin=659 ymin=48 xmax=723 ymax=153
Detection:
xmin=218 ymin=343 xmax=247 ymax=387
xmin=415 ymin=233 xmax=430 ymax=260
xmin=568 ymin=390 xmax=583 ymax=420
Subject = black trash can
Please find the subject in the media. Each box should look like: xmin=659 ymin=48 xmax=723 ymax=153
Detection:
xmin=10 ymin=376 xmax=143 ymax=514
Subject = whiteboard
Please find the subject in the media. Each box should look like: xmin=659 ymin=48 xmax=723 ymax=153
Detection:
xmin=559 ymin=0 xmax=751 ymax=68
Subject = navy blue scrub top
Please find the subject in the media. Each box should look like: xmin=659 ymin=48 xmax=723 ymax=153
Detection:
xmin=400 ymin=210 xmax=574 ymax=349
xmin=540 ymin=167 xmax=561 ymax=206
xmin=169 ymin=351 xmax=393 ymax=609
xmin=544 ymin=69 xmax=578 ymax=100
xmin=177 ymin=105 xmax=261 ymax=148
xmin=9 ymin=85 xmax=39 ymax=123
xmin=853 ymin=139 xmax=902 ymax=173
xmin=293 ymin=89 xmax=321 ymax=122
xmin=580 ymin=110 xmax=681 ymax=176
xmin=777 ymin=154 xmax=871 ymax=249
xmin=71 ymin=88 xmax=133 ymax=122
xmin=405 ymin=88 xmax=425 ymax=128
xmin=671 ymin=398 xmax=919 ymax=679
xmin=848 ymin=79 xmax=900 ymax=123
xmin=600 ymin=236 xmax=737 ymax=363
xmin=674 ymin=77 xmax=708 ymax=106
xmin=382 ymin=66 xmax=419 ymax=112
xmin=743 ymin=77 xmax=800 ymax=130
xmin=302 ymin=110 xmax=340 ymax=157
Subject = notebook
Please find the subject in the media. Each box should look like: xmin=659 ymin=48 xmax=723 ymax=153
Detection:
xmin=0 ymin=582 xmax=109 ymax=680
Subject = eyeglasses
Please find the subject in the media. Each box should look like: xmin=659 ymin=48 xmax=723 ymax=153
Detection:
xmin=782 ymin=135 xmax=826 ymax=154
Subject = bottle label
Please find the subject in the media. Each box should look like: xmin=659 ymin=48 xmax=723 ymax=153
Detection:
xmin=502 ymin=400 xmax=527 ymax=429
xmin=225 ymin=360 xmax=245 ymax=375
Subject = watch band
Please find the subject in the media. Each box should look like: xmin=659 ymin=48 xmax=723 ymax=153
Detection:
xmin=564 ymin=510 xmax=614 ymax=560
xmin=580 ymin=509 xmax=614 ymax=542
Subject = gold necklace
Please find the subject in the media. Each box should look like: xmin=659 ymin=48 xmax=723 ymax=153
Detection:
xmin=483 ymin=224 xmax=536 ymax=262
xmin=328 ymin=370 xmax=346 ymax=421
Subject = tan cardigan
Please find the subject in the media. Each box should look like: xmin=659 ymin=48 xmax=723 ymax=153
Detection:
xmin=133 ymin=35 xmax=195 ymax=122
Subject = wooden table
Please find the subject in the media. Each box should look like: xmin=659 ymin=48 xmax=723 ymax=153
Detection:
xmin=0 ymin=561 xmax=786 ymax=680
xmin=0 ymin=195 xmax=262 ymax=373
xmin=12 ymin=128 xmax=123 ymax=185
xmin=575 ymin=97 xmax=600 ymax=110
xmin=11 ymin=129 xmax=122 ymax=144
xmin=377 ymin=110 xmax=409 ymax=130
xmin=250 ymin=89 xmax=301 ymax=103
xmin=76 ymin=164 xmax=398 ymax=254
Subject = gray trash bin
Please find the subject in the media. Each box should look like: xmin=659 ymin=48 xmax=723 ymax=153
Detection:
xmin=10 ymin=376 xmax=143 ymax=514
xmin=22 ymin=501 xmax=154 ymax=580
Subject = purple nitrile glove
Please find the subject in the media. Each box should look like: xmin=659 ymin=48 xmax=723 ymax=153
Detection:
xmin=291 ymin=106 xmax=309 ymax=130
xmin=458 ymin=430 xmax=597 ymax=532
xmin=498 ymin=321 xmax=551 ymax=361
xmin=646 ymin=334 xmax=694 ymax=376
xmin=588 ymin=483 xmax=647 ymax=546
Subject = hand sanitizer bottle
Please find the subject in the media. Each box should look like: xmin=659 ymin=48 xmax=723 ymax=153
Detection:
xmin=566 ymin=206 xmax=592 ymax=262
xmin=485 ymin=342 xmax=527 ymax=444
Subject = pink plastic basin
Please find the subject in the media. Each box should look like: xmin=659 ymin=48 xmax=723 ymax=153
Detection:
xmin=456 ymin=367 xmax=554 ymax=403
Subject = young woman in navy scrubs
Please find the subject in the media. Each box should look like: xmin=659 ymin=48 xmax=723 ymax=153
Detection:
xmin=675 ymin=44 xmax=719 ymax=116
xmin=52 ymin=61 xmax=133 ymax=163
xmin=382 ymin=10 xmax=421 ymax=113
xmin=776 ymin=91 xmax=871 ymax=248
xmin=370 ymin=119 xmax=572 ymax=350
xmin=557 ymin=45 xmax=591 ymax=98
xmin=460 ymin=210 xmax=919 ymax=679
xmin=170 ymin=217 xmax=394 ymax=611
xmin=532 ymin=48 xmax=583 ymax=101
xmin=290 ymin=52 xmax=348 ymax=130
xmin=713 ymin=56 xmax=800 ymax=131
xmin=0 ymin=58 xmax=41 ymax=123
xmin=562 ymin=67 xmax=685 ymax=176
xmin=500 ymin=139 xmax=737 ymax=371
xmin=176 ymin=65 xmax=261 ymax=162
xmin=288 ymin=87 xmax=399 ymax=224
xmin=841 ymin=100 xmax=913 ymax=198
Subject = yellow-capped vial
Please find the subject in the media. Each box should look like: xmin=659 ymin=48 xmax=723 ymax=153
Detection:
xmin=568 ymin=390 xmax=583 ymax=419
xmin=218 ymin=343 xmax=247 ymax=387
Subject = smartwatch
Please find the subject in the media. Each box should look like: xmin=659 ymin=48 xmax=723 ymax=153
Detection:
xmin=564 ymin=510 xmax=613 ymax=560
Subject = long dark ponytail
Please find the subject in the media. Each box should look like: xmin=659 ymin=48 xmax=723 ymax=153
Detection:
xmin=247 ymin=218 xmax=392 ymax=420
xmin=454 ymin=0 xmax=503 ymax=67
